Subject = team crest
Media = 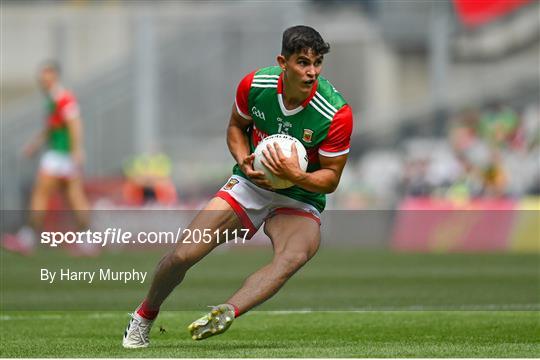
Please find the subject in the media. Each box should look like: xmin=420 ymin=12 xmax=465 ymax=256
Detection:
xmin=224 ymin=178 xmax=239 ymax=190
xmin=302 ymin=129 xmax=314 ymax=143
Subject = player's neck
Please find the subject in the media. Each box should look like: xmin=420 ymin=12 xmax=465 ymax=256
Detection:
xmin=282 ymin=79 xmax=309 ymax=110
xmin=48 ymin=83 xmax=65 ymax=98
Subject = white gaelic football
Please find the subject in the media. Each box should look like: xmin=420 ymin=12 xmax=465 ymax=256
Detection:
xmin=253 ymin=134 xmax=308 ymax=189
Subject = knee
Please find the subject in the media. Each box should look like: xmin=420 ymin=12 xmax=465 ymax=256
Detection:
xmin=168 ymin=250 xmax=196 ymax=270
xmin=274 ymin=252 xmax=310 ymax=276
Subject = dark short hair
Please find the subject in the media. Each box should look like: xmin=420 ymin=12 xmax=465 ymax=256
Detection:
xmin=281 ymin=25 xmax=330 ymax=58
xmin=39 ymin=60 xmax=61 ymax=75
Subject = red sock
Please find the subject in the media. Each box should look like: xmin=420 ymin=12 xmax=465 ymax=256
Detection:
xmin=136 ymin=300 xmax=160 ymax=320
xmin=227 ymin=303 xmax=241 ymax=318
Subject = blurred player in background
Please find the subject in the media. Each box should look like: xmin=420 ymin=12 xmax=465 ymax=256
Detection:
xmin=123 ymin=25 xmax=353 ymax=348
xmin=2 ymin=61 xmax=90 ymax=255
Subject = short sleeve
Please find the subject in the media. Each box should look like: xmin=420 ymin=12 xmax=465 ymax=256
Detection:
xmin=318 ymin=104 xmax=354 ymax=157
xmin=59 ymin=93 xmax=80 ymax=120
xmin=235 ymin=71 xmax=256 ymax=119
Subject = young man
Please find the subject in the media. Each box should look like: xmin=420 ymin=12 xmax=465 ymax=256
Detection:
xmin=123 ymin=25 xmax=353 ymax=348
xmin=2 ymin=61 xmax=90 ymax=255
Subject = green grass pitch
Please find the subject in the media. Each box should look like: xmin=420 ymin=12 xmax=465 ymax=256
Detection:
xmin=1 ymin=248 xmax=539 ymax=357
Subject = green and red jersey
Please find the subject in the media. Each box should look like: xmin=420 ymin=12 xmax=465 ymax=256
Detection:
xmin=233 ymin=66 xmax=354 ymax=212
xmin=45 ymin=86 xmax=80 ymax=153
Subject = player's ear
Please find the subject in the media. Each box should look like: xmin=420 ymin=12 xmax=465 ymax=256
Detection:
xmin=277 ymin=55 xmax=287 ymax=71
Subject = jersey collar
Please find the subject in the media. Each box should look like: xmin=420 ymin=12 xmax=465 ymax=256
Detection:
xmin=277 ymin=72 xmax=318 ymax=117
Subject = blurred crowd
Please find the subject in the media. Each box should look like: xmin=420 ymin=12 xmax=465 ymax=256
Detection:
xmin=122 ymin=152 xmax=178 ymax=206
xmin=336 ymin=101 xmax=540 ymax=209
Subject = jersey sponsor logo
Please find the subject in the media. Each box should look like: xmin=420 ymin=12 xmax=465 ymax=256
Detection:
xmin=302 ymin=129 xmax=314 ymax=143
xmin=251 ymin=106 xmax=266 ymax=121
xmin=224 ymin=178 xmax=239 ymax=190
xmin=276 ymin=117 xmax=292 ymax=135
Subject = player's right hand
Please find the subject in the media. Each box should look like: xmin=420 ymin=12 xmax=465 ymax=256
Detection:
xmin=240 ymin=154 xmax=273 ymax=190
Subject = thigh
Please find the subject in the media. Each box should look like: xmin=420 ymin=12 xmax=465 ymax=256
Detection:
xmin=263 ymin=214 xmax=320 ymax=258
xmin=171 ymin=196 xmax=244 ymax=265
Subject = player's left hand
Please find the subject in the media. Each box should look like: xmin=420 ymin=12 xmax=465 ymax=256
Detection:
xmin=261 ymin=142 xmax=302 ymax=182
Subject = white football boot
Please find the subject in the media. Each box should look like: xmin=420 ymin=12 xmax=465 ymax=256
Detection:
xmin=122 ymin=312 xmax=154 ymax=348
xmin=188 ymin=304 xmax=235 ymax=340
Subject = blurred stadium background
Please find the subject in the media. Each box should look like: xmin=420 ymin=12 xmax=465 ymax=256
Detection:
xmin=1 ymin=0 xmax=539 ymax=253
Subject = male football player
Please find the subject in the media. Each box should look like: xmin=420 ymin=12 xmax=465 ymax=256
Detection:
xmin=2 ymin=61 xmax=90 ymax=255
xmin=123 ymin=25 xmax=353 ymax=348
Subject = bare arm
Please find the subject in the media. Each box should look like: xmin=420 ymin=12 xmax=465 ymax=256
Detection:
xmin=227 ymin=105 xmax=252 ymax=167
xmin=262 ymin=142 xmax=348 ymax=193
xmin=23 ymin=128 xmax=48 ymax=158
xmin=291 ymin=153 xmax=348 ymax=193
xmin=227 ymin=105 xmax=272 ymax=188
xmin=261 ymin=101 xmax=353 ymax=193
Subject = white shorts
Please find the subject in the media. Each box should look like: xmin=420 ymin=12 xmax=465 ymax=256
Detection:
xmin=39 ymin=150 xmax=78 ymax=179
xmin=216 ymin=175 xmax=321 ymax=239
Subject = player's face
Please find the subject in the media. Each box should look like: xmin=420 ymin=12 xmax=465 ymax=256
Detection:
xmin=280 ymin=49 xmax=323 ymax=96
xmin=38 ymin=68 xmax=58 ymax=92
